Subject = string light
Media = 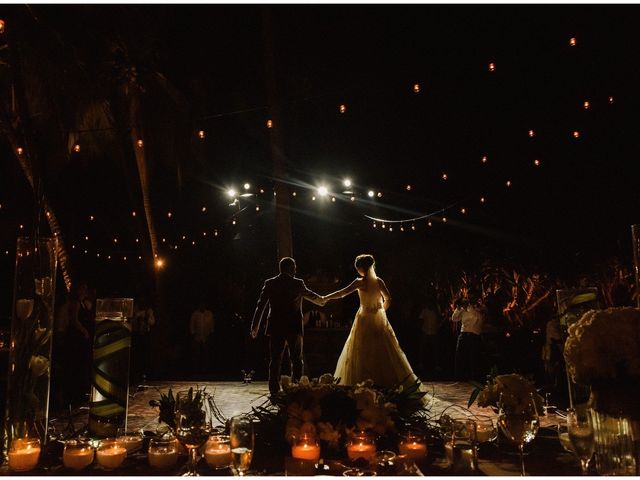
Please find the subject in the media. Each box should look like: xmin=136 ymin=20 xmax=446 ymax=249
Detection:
xmin=506 ymin=180 xmax=512 ymax=187
xmin=382 ymin=223 xmax=386 ymax=229
xmin=256 ymin=206 xmax=260 ymax=211
xmin=373 ymin=222 xmax=377 ymax=228
xmin=488 ymin=62 xmax=495 ymax=72
xmin=232 ymin=220 xmax=236 ymax=225
xmin=608 ymin=96 xmax=614 ymax=104
xmin=350 ymin=196 xmax=355 ymax=201
xmin=481 ymin=155 xmax=488 ymax=164
xmin=460 ymin=207 xmax=466 ymax=214
xmin=84 ymin=235 xmax=89 ymax=241
xmin=198 ymin=130 xmax=206 ymax=139
xmin=135 ymin=238 xmax=140 ymax=243
xmin=155 ymin=258 xmax=165 ymax=269
xmin=244 ymin=183 xmax=251 ymax=190
xmin=19 ymin=224 xmax=23 ymax=230
xmin=227 ymin=188 xmax=237 ymax=198
xmin=113 ymin=238 xmax=118 ymax=243
xmin=528 ymin=129 xmax=535 ymax=138
xmin=73 ymin=144 xmax=81 ymax=153
xmin=428 ymin=221 xmax=432 ymax=227
xmin=90 ymin=215 xmax=94 ymax=221
xmin=400 ymin=225 xmax=404 ymax=232
xmin=368 ymin=190 xmax=375 ymax=198
xmin=583 ymin=100 xmax=590 ymax=109
xmin=569 ymin=37 xmax=577 ymax=47
xmin=312 ymin=196 xmax=316 ymax=201
xmin=339 ymin=104 xmax=346 ymax=114
xmin=442 ymin=173 xmax=448 ymax=181
xmin=317 ymin=186 xmax=329 ymax=197
xmin=260 ymin=189 xmax=265 ymax=193
xmin=442 ymin=217 xmax=447 ymax=223
xmin=480 ymin=196 xmax=486 ymax=203
xmin=406 ymin=184 xmax=412 ymax=191
xmin=266 ymin=119 xmax=273 ymax=129
xmin=137 ymin=139 xmax=144 ymax=148
xmin=343 ymin=178 xmax=352 ymax=188
xmin=292 ymin=191 xmax=297 ymax=197
xmin=331 ymin=197 xmax=336 ymax=202
xmin=573 ymin=130 xmax=580 ymax=138
xmin=132 ymin=211 xmax=136 ymax=217
xmin=534 ymin=159 xmax=541 ymax=166
xmin=413 ymin=83 xmax=420 ymax=93
xmin=389 ymin=227 xmax=393 ymax=232
xmin=377 ymin=192 xmax=382 ymax=198
xmin=167 ymin=212 xmax=173 ymax=218
xmin=201 ymin=206 xmax=207 ymax=212
xmin=16 ymin=147 xmax=23 ymax=155
xmin=162 ymin=238 xmax=166 ymax=243
xmin=411 ymin=224 xmax=416 ymax=231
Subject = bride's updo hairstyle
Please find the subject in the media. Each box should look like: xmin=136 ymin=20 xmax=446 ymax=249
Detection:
xmin=354 ymin=254 xmax=375 ymax=277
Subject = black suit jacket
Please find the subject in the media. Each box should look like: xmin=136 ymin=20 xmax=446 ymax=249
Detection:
xmin=251 ymin=273 xmax=321 ymax=336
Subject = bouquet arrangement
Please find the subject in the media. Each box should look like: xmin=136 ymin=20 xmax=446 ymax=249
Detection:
xmin=470 ymin=374 xmax=544 ymax=415
xmin=564 ymin=307 xmax=640 ymax=385
xmin=253 ymin=374 xmax=428 ymax=451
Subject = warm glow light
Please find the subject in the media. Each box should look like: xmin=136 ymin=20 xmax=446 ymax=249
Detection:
xmin=90 ymin=215 xmax=94 ymax=221
xmin=406 ymin=184 xmax=412 ymax=191
xmin=569 ymin=37 xmax=577 ymax=46
xmin=461 ymin=208 xmax=466 ymax=214
xmin=167 ymin=212 xmax=172 ymax=218
xmin=137 ymin=139 xmax=144 ymax=148
xmin=201 ymin=206 xmax=207 ymax=212
xmin=608 ymin=96 xmax=614 ymax=104
xmin=155 ymin=258 xmax=165 ymax=269
xmin=534 ymin=159 xmax=541 ymax=166
xmin=482 ymin=155 xmax=488 ymax=164
xmin=350 ymin=196 xmax=355 ymax=201
xmin=113 ymin=238 xmax=118 ymax=243
xmin=292 ymin=191 xmax=297 ymax=197
xmin=343 ymin=178 xmax=352 ymax=188
xmin=573 ymin=130 xmax=580 ymax=138
xmin=266 ymin=119 xmax=273 ymax=129
xmin=480 ymin=197 xmax=486 ymax=203
xmin=317 ymin=186 xmax=329 ymax=197
xmin=413 ymin=83 xmax=420 ymax=93
xmin=0 ymin=19 xmax=5 ymax=34
xmin=400 ymin=226 xmax=404 ymax=232
xmin=583 ymin=100 xmax=590 ymax=109
xmin=442 ymin=217 xmax=447 ymax=223
xmin=256 ymin=206 xmax=260 ymax=211
xmin=232 ymin=220 xmax=236 ymax=225
xmin=373 ymin=222 xmax=377 ymax=228
xmin=339 ymin=104 xmax=346 ymax=114
xmin=73 ymin=144 xmax=81 ymax=153
xmin=411 ymin=224 xmax=416 ymax=231
xmin=331 ymin=197 xmax=336 ymax=202
xmin=312 ymin=196 xmax=316 ymax=201
xmin=243 ymin=183 xmax=250 ymax=190
xmin=506 ymin=180 xmax=512 ymax=187
xmin=528 ymin=129 xmax=535 ymax=137
xmin=367 ymin=190 xmax=375 ymax=198
xmin=428 ymin=221 xmax=432 ymax=227
xmin=227 ymin=188 xmax=237 ymax=198
xmin=377 ymin=192 xmax=382 ymax=198
xmin=488 ymin=62 xmax=495 ymax=72
xmin=132 ymin=211 xmax=136 ymax=217
xmin=85 ymin=236 xmax=89 ymax=241
xmin=442 ymin=173 xmax=448 ymax=181
xmin=198 ymin=130 xmax=206 ymax=139
xmin=16 ymin=147 xmax=23 ymax=155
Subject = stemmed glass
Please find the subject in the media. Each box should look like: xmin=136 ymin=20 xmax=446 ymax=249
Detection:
xmin=175 ymin=389 xmax=212 ymax=476
xmin=497 ymin=394 xmax=540 ymax=476
xmin=566 ymin=406 xmax=595 ymax=475
xmin=229 ymin=415 xmax=254 ymax=476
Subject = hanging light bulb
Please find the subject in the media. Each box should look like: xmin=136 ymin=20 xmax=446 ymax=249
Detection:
xmin=413 ymin=83 xmax=420 ymax=93
xmin=389 ymin=227 xmax=393 ymax=232
xmin=528 ymin=129 xmax=535 ymax=138
xmin=461 ymin=207 xmax=466 ymax=214
xmin=406 ymin=184 xmax=412 ymax=191
xmin=377 ymin=192 xmax=382 ymax=198
xmin=569 ymin=37 xmax=577 ymax=46
xmin=137 ymin=139 xmax=144 ymax=148
xmin=350 ymin=196 xmax=355 ymax=201
xmin=201 ymin=206 xmax=207 ymax=212
xmin=481 ymin=155 xmax=488 ymax=164
xmin=428 ymin=221 xmax=432 ymax=227
xmin=411 ymin=224 xmax=416 ymax=231
xmin=373 ymin=222 xmax=377 ymax=228
xmin=343 ymin=178 xmax=352 ymax=188
xmin=198 ymin=130 xmax=206 ymax=139
xmin=442 ymin=173 xmax=448 ymax=181
xmin=506 ymin=180 xmax=512 ymax=187
xmin=266 ymin=119 xmax=273 ymax=129
xmin=400 ymin=225 xmax=404 ymax=232
xmin=442 ymin=217 xmax=447 ymax=223
xmin=331 ymin=197 xmax=336 ymax=202
xmin=232 ymin=220 xmax=236 ymax=225
xmin=573 ymin=130 xmax=580 ymax=138
xmin=155 ymin=258 xmax=165 ymax=269
xmin=132 ymin=211 xmax=136 ymax=217
xmin=113 ymin=238 xmax=118 ymax=243
xmin=480 ymin=196 xmax=486 ymax=203
xmin=583 ymin=100 xmax=590 ymax=109
xmin=317 ymin=186 xmax=329 ymax=197
xmin=73 ymin=144 xmax=81 ymax=153
xmin=90 ymin=215 xmax=95 ymax=221
xmin=367 ymin=190 xmax=375 ymax=198
xmin=256 ymin=206 xmax=260 ymax=211
xmin=244 ymin=183 xmax=251 ymax=190
xmin=534 ymin=159 xmax=541 ymax=166
xmin=488 ymin=62 xmax=496 ymax=72
xmin=339 ymin=104 xmax=346 ymax=114
xmin=16 ymin=147 xmax=23 ymax=155
xmin=608 ymin=96 xmax=614 ymax=104
xmin=292 ymin=191 xmax=297 ymax=197
xmin=167 ymin=212 xmax=172 ymax=218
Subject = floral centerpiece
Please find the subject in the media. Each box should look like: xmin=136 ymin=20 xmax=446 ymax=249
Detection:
xmin=563 ymin=307 xmax=640 ymax=420
xmin=252 ymin=374 xmax=429 ymax=457
xmin=470 ymin=374 xmax=545 ymax=415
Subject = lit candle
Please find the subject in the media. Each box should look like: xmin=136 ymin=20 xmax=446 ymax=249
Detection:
xmin=96 ymin=441 xmax=127 ymax=470
xmin=63 ymin=444 xmax=94 ymax=471
xmin=291 ymin=442 xmax=321 ymax=462
xmin=347 ymin=442 xmax=377 ymax=462
xmin=117 ymin=434 xmax=143 ymax=453
xmin=8 ymin=438 xmax=40 ymax=472
xmin=205 ymin=434 xmax=232 ymax=470
xmin=148 ymin=438 xmax=179 ymax=471
xmin=398 ymin=432 xmax=427 ymax=460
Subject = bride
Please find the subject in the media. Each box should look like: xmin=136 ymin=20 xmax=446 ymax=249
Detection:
xmin=322 ymin=254 xmax=420 ymax=388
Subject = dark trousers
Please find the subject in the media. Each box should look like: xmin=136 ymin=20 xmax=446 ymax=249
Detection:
xmin=455 ymin=332 xmax=482 ymax=381
xmin=269 ymin=333 xmax=303 ymax=394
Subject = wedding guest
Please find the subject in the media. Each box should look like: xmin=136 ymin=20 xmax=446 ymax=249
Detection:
xmin=190 ymin=301 xmax=215 ymax=374
xmin=450 ymin=290 xmax=486 ymax=381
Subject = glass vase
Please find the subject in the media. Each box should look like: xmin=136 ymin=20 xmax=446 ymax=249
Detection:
xmin=88 ymin=298 xmax=134 ymax=438
xmin=591 ymin=409 xmax=637 ymax=475
xmin=3 ymin=237 xmax=58 ymax=460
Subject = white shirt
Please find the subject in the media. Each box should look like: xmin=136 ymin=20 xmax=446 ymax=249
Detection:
xmin=190 ymin=309 xmax=214 ymax=343
xmin=451 ymin=305 xmax=485 ymax=335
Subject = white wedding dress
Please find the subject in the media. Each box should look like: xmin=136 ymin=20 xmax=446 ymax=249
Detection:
xmin=333 ymin=275 xmax=420 ymax=388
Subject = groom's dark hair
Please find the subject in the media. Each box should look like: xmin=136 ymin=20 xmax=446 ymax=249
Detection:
xmin=279 ymin=257 xmax=296 ymax=275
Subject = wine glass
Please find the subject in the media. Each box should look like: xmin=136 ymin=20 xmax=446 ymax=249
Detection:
xmin=175 ymin=389 xmax=212 ymax=476
xmin=497 ymin=394 xmax=540 ymax=476
xmin=229 ymin=415 xmax=254 ymax=476
xmin=566 ymin=406 xmax=595 ymax=475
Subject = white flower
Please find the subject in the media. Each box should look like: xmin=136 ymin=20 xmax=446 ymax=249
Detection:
xmin=318 ymin=373 xmax=334 ymax=384
xmin=298 ymin=376 xmax=310 ymax=387
xmin=280 ymin=375 xmax=292 ymax=389
xmin=29 ymin=355 xmax=49 ymax=377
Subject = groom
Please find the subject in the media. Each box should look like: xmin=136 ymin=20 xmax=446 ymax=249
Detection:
xmin=250 ymin=257 xmax=325 ymax=395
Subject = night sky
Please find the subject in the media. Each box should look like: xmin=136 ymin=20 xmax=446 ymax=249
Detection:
xmin=1 ymin=5 xmax=640 ymax=319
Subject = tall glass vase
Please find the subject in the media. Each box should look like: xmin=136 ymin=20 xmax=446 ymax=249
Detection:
xmin=632 ymin=224 xmax=640 ymax=308
xmin=88 ymin=298 xmax=133 ymax=438
xmin=3 ymin=237 xmax=58 ymax=460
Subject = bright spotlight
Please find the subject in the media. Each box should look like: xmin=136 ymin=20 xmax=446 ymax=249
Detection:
xmin=343 ymin=178 xmax=352 ymax=188
xmin=155 ymin=258 xmax=165 ymax=269
xmin=227 ymin=188 xmax=237 ymax=198
xmin=243 ymin=183 xmax=251 ymax=190
xmin=318 ymin=186 xmax=329 ymax=197
xmin=367 ymin=190 xmax=375 ymax=198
